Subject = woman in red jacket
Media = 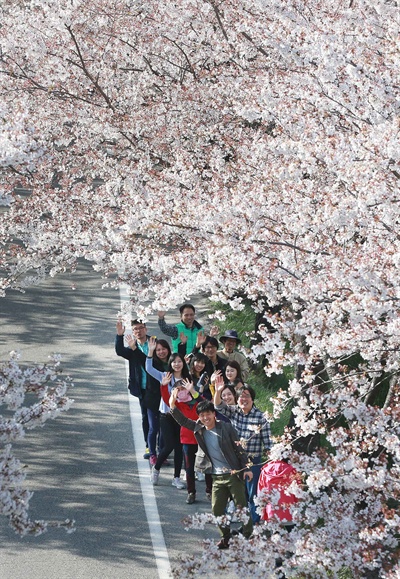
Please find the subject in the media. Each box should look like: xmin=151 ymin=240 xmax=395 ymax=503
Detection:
xmin=166 ymin=379 xmax=212 ymax=504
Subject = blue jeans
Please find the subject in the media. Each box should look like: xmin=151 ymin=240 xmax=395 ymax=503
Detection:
xmin=246 ymin=456 xmax=262 ymax=523
xmin=147 ymin=408 xmax=160 ymax=457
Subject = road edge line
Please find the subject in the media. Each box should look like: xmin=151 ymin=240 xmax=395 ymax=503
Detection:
xmin=119 ymin=284 xmax=171 ymax=579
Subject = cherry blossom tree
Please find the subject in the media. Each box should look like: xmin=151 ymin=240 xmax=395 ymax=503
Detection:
xmin=0 ymin=0 xmax=399 ymax=575
xmin=0 ymin=352 xmax=74 ymax=535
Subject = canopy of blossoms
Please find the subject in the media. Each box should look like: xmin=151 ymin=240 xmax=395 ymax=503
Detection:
xmin=0 ymin=0 xmax=399 ymax=575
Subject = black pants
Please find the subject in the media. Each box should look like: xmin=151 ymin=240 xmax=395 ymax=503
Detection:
xmin=155 ymin=413 xmax=183 ymax=479
xmin=183 ymin=443 xmax=197 ymax=494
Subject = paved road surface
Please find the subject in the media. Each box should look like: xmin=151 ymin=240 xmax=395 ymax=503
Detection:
xmin=0 ymin=261 xmax=218 ymax=579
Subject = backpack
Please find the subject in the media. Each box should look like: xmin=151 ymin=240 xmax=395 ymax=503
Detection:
xmin=257 ymin=460 xmax=300 ymax=522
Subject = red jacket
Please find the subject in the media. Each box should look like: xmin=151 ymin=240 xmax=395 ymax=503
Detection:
xmin=160 ymin=384 xmax=199 ymax=444
xmin=257 ymin=460 xmax=300 ymax=522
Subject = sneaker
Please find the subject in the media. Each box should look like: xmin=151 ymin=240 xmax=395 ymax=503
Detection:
xmin=217 ymin=538 xmax=230 ymax=550
xmin=150 ymin=467 xmax=159 ymax=485
xmin=143 ymin=447 xmax=150 ymax=459
xmin=149 ymin=455 xmax=157 ymax=467
xmin=172 ymin=477 xmax=186 ymax=489
xmin=186 ymin=493 xmax=196 ymax=504
xmin=195 ymin=472 xmax=205 ymax=481
xmin=206 ymin=492 xmax=212 ymax=501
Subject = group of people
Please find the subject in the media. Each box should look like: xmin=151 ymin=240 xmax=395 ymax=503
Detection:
xmin=115 ymin=304 xmax=272 ymax=548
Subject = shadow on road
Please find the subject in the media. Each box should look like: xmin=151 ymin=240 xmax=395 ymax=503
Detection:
xmin=0 ymin=261 xmax=214 ymax=578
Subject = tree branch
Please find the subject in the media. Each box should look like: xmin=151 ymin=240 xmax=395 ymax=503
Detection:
xmin=207 ymin=1 xmax=229 ymax=42
xmin=162 ymin=35 xmax=197 ymax=79
xmin=65 ymin=24 xmax=115 ymax=111
xmin=241 ymin=31 xmax=269 ymax=58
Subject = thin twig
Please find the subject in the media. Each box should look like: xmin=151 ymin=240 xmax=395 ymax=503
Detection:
xmin=65 ymin=24 xmax=115 ymax=111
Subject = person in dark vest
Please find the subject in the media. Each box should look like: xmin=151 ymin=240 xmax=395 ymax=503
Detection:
xmin=157 ymin=304 xmax=203 ymax=354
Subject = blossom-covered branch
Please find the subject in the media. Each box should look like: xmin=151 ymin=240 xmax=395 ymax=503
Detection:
xmin=0 ymin=0 xmax=399 ymax=574
xmin=0 ymin=352 xmax=74 ymax=535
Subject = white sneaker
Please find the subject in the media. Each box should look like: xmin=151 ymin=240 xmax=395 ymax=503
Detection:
xmin=172 ymin=477 xmax=186 ymax=489
xmin=151 ymin=467 xmax=160 ymax=485
xmin=196 ymin=472 xmax=205 ymax=481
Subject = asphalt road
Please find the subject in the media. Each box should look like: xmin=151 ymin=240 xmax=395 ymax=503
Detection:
xmin=0 ymin=260 xmax=218 ymax=579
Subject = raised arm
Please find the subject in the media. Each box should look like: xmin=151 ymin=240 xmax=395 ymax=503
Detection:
xmin=209 ymin=325 xmax=220 ymax=337
xmin=145 ymin=341 xmax=164 ymax=382
xmin=157 ymin=311 xmax=179 ymax=339
xmin=115 ymin=321 xmax=132 ymax=359
xmin=195 ymin=330 xmax=207 ymax=349
xmin=170 ymin=404 xmax=197 ymax=432
xmin=214 ymin=374 xmax=234 ymax=417
xmin=213 ymin=373 xmax=225 ymax=406
xmin=160 ymin=372 xmax=173 ymax=405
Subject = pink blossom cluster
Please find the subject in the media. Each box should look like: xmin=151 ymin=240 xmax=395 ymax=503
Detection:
xmin=0 ymin=0 xmax=399 ymax=574
xmin=0 ymin=351 xmax=74 ymax=535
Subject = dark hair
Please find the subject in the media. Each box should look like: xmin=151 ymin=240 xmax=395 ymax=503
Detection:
xmin=173 ymin=379 xmax=185 ymax=389
xmin=167 ymin=353 xmax=191 ymax=380
xmin=237 ymin=385 xmax=256 ymax=401
xmin=225 ymin=360 xmax=244 ymax=384
xmin=179 ymin=303 xmax=195 ymax=314
xmin=154 ymin=339 xmax=171 ymax=363
xmin=202 ymin=336 xmax=219 ymax=350
xmin=221 ymin=384 xmax=237 ymax=403
xmin=190 ymin=352 xmax=208 ymax=376
xmin=131 ymin=319 xmax=146 ymax=326
xmin=196 ymin=400 xmax=215 ymax=415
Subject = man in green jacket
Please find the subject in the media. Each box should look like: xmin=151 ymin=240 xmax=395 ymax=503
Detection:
xmin=158 ymin=304 xmax=203 ymax=354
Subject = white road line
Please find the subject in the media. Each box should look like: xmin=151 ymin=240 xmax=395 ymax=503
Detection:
xmin=119 ymin=285 xmax=171 ymax=579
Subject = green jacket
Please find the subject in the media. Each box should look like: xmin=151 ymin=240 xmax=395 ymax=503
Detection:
xmin=172 ymin=320 xmax=203 ymax=354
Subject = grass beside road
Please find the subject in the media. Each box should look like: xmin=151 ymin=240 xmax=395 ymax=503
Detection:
xmin=208 ymin=301 xmax=293 ymax=437
xmin=209 ymin=303 xmax=355 ymax=579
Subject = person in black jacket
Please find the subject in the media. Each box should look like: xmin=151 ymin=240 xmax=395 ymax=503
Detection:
xmin=115 ymin=320 xmax=167 ymax=462
xmin=191 ymin=335 xmax=227 ymax=380
xmin=170 ymin=397 xmax=253 ymax=549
